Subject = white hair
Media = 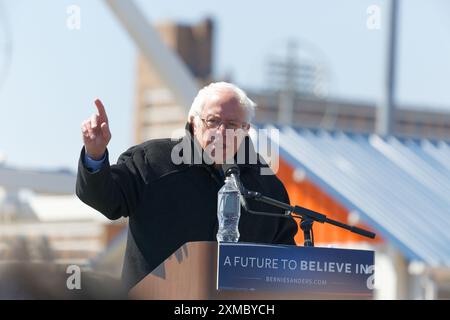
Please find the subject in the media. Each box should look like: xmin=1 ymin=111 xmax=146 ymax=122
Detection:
xmin=187 ymin=82 xmax=257 ymax=124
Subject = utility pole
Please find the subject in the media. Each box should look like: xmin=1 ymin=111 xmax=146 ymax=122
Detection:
xmin=376 ymin=0 xmax=398 ymax=136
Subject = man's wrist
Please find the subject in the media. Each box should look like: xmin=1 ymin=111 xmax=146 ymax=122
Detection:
xmin=84 ymin=148 xmax=107 ymax=171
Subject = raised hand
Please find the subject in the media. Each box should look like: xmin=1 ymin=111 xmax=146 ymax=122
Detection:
xmin=81 ymin=99 xmax=112 ymax=160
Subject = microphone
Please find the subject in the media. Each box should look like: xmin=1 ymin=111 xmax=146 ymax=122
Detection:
xmin=222 ymin=163 xmax=245 ymax=193
xmin=221 ymin=163 xmax=250 ymax=210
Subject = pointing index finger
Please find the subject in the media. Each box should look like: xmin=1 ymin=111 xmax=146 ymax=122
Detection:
xmin=94 ymin=98 xmax=108 ymax=122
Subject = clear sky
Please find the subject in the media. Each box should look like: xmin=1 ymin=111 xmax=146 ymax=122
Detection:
xmin=0 ymin=0 xmax=449 ymax=171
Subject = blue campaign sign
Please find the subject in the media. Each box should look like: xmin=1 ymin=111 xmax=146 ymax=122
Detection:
xmin=217 ymin=242 xmax=374 ymax=296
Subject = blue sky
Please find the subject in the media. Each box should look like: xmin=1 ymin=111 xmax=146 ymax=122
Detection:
xmin=0 ymin=0 xmax=449 ymax=171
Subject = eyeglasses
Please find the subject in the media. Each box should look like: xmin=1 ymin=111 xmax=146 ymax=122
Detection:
xmin=199 ymin=117 xmax=248 ymax=131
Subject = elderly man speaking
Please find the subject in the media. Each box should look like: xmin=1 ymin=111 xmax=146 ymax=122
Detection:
xmin=76 ymin=82 xmax=298 ymax=290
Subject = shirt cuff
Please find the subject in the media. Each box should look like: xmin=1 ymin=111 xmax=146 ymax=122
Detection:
xmin=84 ymin=151 xmax=107 ymax=172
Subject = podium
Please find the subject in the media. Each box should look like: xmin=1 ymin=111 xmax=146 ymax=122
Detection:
xmin=129 ymin=241 xmax=374 ymax=300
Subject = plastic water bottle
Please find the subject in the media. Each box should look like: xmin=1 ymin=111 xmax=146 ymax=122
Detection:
xmin=216 ymin=176 xmax=241 ymax=242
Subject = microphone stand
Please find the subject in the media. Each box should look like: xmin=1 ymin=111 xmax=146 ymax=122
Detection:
xmin=243 ymin=190 xmax=376 ymax=247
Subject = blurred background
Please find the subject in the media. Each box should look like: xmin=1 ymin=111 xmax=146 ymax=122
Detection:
xmin=0 ymin=0 xmax=449 ymax=299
